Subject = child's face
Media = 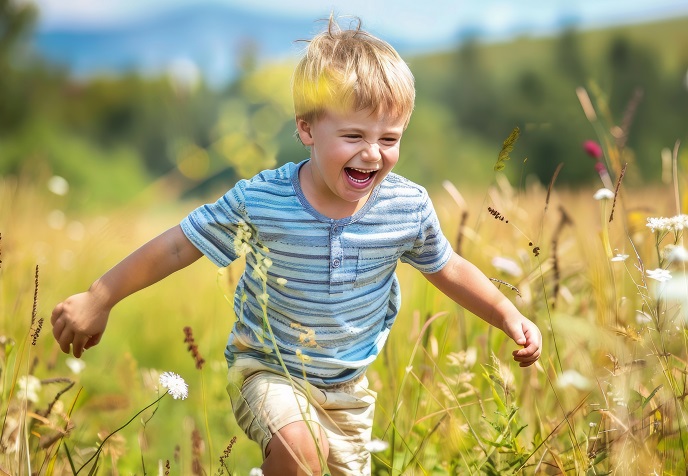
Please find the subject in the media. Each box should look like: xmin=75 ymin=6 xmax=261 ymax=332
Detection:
xmin=296 ymin=108 xmax=406 ymax=215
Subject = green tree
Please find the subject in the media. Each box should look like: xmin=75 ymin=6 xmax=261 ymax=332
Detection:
xmin=0 ymin=0 xmax=38 ymax=132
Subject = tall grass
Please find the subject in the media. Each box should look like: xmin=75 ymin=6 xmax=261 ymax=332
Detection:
xmin=1 ymin=109 xmax=686 ymax=474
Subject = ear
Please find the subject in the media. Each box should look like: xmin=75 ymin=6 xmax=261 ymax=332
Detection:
xmin=296 ymin=118 xmax=314 ymax=146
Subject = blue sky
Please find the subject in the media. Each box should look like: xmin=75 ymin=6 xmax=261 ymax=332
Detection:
xmin=30 ymin=0 xmax=688 ymax=42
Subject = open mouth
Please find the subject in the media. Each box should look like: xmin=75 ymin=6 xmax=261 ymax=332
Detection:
xmin=345 ymin=167 xmax=378 ymax=184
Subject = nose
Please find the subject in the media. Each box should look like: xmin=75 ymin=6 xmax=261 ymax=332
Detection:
xmin=360 ymin=140 xmax=381 ymax=162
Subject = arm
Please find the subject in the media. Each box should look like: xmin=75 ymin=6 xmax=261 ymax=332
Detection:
xmin=423 ymin=252 xmax=541 ymax=367
xmin=51 ymin=225 xmax=203 ymax=358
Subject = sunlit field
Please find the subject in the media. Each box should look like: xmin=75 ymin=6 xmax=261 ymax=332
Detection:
xmin=2 ymin=140 xmax=687 ymax=475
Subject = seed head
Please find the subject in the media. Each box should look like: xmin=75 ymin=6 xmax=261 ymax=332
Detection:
xmin=159 ymin=371 xmax=189 ymax=400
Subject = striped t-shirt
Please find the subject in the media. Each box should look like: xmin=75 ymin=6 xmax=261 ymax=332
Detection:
xmin=181 ymin=160 xmax=452 ymax=387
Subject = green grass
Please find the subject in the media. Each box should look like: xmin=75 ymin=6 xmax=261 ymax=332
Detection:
xmin=1 ymin=131 xmax=687 ymax=475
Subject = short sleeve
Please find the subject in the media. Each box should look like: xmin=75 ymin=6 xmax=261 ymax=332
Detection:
xmin=400 ymin=193 xmax=453 ymax=273
xmin=180 ymin=179 xmax=250 ymax=268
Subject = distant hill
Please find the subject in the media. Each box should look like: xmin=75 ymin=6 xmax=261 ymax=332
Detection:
xmin=31 ymin=5 xmax=318 ymax=87
xmin=29 ymin=5 xmax=449 ymax=87
xmin=29 ymin=4 xmax=688 ymax=89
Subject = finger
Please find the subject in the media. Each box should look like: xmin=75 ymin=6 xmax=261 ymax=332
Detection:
xmin=504 ymin=322 xmax=526 ymax=346
xmin=58 ymin=329 xmax=75 ymax=354
xmin=513 ymin=342 xmax=540 ymax=356
xmin=85 ymin=334 xmax=102 ymax=349
xmin=51 ymin=302 xmax=64 ymax=325
xmin=513 ymin=341 xmax=539 ymax=357
xmin=72 ymin=334 xmax=91 ymax=358
xmin=513 ymin=349 xmax=541 ymax=366
xmin=52 ymin=318 xmax=66 ymax=340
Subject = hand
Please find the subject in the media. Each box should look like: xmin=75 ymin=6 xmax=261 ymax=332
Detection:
xmin=51 ymin=291 xmax=111 ymax=358
xmin=503 ymin=315 xmax=542 ymax=368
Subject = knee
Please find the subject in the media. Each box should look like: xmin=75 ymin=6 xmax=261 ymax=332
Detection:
xmin=262 ymin=421 xmax=329 ymax=476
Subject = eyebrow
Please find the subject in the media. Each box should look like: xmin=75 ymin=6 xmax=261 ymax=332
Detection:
xmin=336 ymin=126 xmax=403 ymax=136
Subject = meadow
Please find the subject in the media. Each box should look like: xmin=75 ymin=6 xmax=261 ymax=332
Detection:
xmin=2 ymin=125 xmax=687 ymax=476
xmin=2 ymin=71 xmax=688 ymax=476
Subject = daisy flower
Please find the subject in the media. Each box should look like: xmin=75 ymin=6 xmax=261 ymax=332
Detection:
xmin=159 ymin=371 xmax=189 ymax=400
xmin=646 ymin=268 xmax=672 ymax=283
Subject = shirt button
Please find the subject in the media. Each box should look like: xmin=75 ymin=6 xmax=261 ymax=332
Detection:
xmin=332 ymin=258 xmax=341 ymax=268
xmin=332 ymin=225 xmax=340 ymax=234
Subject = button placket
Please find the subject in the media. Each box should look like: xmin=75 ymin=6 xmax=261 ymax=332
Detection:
xmin=329 ymin=221 xmax=350 ymax=293
xmin=330 ymin=222 xmax=343 ymax=270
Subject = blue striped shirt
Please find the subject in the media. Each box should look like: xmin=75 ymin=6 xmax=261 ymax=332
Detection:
xmin=181 ymin=160 xmax=452 ymax=387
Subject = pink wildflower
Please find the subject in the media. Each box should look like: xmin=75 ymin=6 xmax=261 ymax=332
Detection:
xmin=583 ymin=140 xmax=603 ymax=159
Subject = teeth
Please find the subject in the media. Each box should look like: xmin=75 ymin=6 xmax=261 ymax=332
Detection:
xmin=346 ymin=167 xmax=378 ymax=184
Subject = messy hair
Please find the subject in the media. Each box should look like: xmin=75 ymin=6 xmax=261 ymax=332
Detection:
xmin=292 ymin=15 xmax=415 ymax=127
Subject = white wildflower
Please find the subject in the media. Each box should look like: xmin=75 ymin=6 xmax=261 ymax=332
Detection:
xmin=66 ymin=357 xmax=86 ymax=374
xmin=646 ymin=217 xmax=669 ymax=233
xmin=18 ymin=375 xmax=41 ymax=403
xmin=669 ymin=214 xmax=688 ymax=231
xmin=364 ymin=439 xmax=390 ymax=453
xmin=159 ymin=371 xmax=188 ymax=400
xmin=660 ymin=273 xmax=688 ymax=322
xmin=665 ymin=245 xmax=688 ymax=263
xmin=249 ymin=469 xmax=264 ymax=476
xmin=593 ymin=188 xmax=615 ymax=201
xmin=556 ymin=369 xmax=592 ymax=391
xmin=256 ymin=293 xmax=270 ymax=306
xmin=233 ymin=222 xmax=253 ymax=257
xmin=647 ymin=214 xmax=688 ymax=234
xmin=491 ymin=256 xmax=523 ymax=277
xmin=646 ymin=268 xmax=672 ymax=283
xmin=610 ymin=254 xmax=629 ymax=262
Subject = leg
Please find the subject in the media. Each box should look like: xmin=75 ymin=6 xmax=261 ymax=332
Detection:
xmin=262 ymin=421 xmax=330 ymax=476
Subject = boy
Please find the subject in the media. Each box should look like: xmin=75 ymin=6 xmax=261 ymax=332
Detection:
xmin=51 ymin=17 xmax=541 ymax=476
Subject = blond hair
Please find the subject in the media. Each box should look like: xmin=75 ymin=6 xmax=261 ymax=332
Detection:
xmin=292 ymin=16 xmax=415 ymax=126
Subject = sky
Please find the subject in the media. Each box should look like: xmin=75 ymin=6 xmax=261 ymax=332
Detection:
xmin=28 ymin=0 xmax=688 ymax=43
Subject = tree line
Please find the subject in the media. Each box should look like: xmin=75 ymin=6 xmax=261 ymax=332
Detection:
xmin=1 ymin=0 xmax=687 ymax=207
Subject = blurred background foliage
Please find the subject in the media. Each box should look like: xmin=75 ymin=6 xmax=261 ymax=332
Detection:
xmin=1 ymin=0 xmax=687 ymax=210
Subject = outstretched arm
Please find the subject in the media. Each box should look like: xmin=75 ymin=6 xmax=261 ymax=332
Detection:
xmin=51 ymin=225 xmax=202 ymax=358
xmin=423 ymin=252 xmax=541 ymax=367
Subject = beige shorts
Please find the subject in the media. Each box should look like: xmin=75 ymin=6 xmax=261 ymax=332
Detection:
xmin=226 ymin=357 xmax=377 ymax=476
